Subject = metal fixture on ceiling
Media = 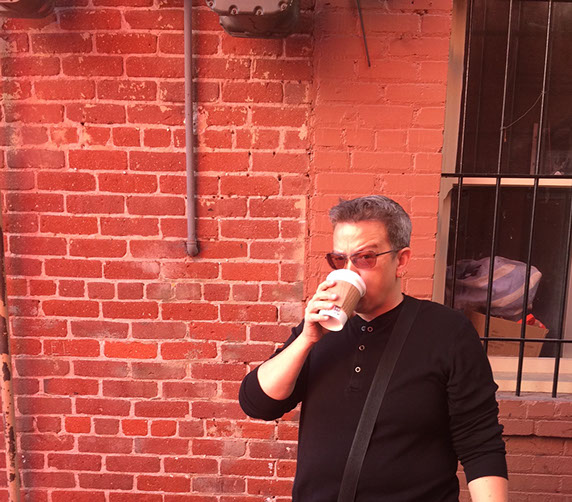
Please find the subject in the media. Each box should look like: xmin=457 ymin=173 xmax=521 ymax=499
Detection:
xmin=0 ymin=0 xmax=54 ymax=18
xmin=205 ymin=0 xmax=299 ymax=38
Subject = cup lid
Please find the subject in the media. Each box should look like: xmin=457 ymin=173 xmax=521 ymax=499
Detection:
xmin=326 ymin=269 xmax=366 ymax=297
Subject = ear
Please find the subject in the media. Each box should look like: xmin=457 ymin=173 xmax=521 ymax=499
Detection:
xmin=395 ymin=247 xmax=411 ymax=278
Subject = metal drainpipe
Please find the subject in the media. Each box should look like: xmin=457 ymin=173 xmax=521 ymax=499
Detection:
xmin=0 ymin=218 xmax=21 ymax=502
xmin=184 ymin=0 xmax=199 ymax=256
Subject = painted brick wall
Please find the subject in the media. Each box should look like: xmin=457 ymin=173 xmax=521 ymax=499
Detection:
xmin=0 ymin=0 xmax=570 ymax=501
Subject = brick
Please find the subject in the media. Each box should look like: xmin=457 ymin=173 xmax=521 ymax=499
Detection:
xmin=71 ymin=320 xmax=129 ymax=339
xmin=87 ymin=282 xmax=115 ymax=299
xmin=6 ymin=194 xmax=61 ymax=216
xmin=174 ymin=283 xmax=202 ymax=300
xmin=135 ymin=438 xmax=189 ymax=455
xmin=59 ymin=9 xmax=121 ymax=29
xmin=132 ymin=362 xmax=186 ymax=380
xmin=161 ymin=341 xmax=216 ymax=360
xmin=44 ymin=339 xmax=100 ymax=357
xmin=3 ymin=213 xmax=39 ymax=234
xmin=43 ymin=300 xmax=99 ymax=317
xmin=104 ymin=261 xmax=160 ymax=279
xmin=18 ymin=396 xmax=71 ymax=415
xmin=9 ymin=298 xmax=40 ymax=316
xmin=220 ymin=304 xmax=278 ymax=322
xmin=45 ymin=258 xmax=101 ymax=278
xmin=192 ymin=401 xmax=245 ymax=420
xmin=0 ymin=170 xmax=34 ymax=190
xmin=69 ymin=150 xmax=127 ymax=171
xmin=191 ymin=363 xmax=246 ymax=381
xmin=22 ymin=471 xmax=75 ymax=488
xmin=44 ymin=378 xmax=99 ymax=396
xmin=129 ymin=151 xmax=185 ymax=172
xmin=222 ymin=81 xmax=283 ymax=103
xmin=195 ymin=57 xmax=251 ymax=79
xmin=190 ymin=241 xmax=247 ymax=260
xmin=121 ymin=419 xmax=148 ymax=436
xmin=74 ymin=424 xmax=101 ymax=444
xmin=126 ymin=56 xmax=183 ymax=78
xmin=62 ymin=55 xmax=123 ymax=77
xmin=35 ymin=80 xmax=95 ymax=100
xmin=31 ymin=33 xmax=92 ymax=53
xmin=221 ymin=263 xmax=279 ymax=281
xmin=220 ymin=175 xmax=279 ymax=196
xmin=162 ymin=381 xmax=217 ymax=400
xmin=67 ymin=103 xmax=126 ymax=124
xmin=103 ymin=380 xmax=158 ymax=398
xmin=117 ymin=282 xmax=143 ymax=300
xmin=134 ymin=401 xmax=188 ymax=418
xmin=10 ymin=236 xmax=66 ymax=256
xmin=127 ymin=104 xmax=184 ymax=126
xmin=101 ymin=217 xmax=159 ymax=236
xmin=137 ymin=475 xmax=190 ymax=493
xmin=112 ymin=127 xmax=141 ymax=146
xmin=40 ymin=216 xmax=98 ymax=235
xmin=161 ymin=303 xmax=218 ymax=321
xmin=96 ymin=33 xmax=156 ymax=54
xmin=1 ymin=56 xmax=60 ymax=76
xmin=107 ymin=455 xmax=160 ymax=473
xmin=196 ymin=152 xmax=250 ymax=172
xmin=161 ymin=262 xmax=219 ymax=280
xmin=200 ymin=105 xmax=248 ymax=127
xmin=253 ymin=59 xmax=312 ymax=81
xmin=124 ymin=9 xmax=183 ymax=29
xmin=65 ymin=416 xmax=91 ymax=434
xmin=252 ymin=106 xmax=307 ymax=127
xmin=143 ymin=128 xmax=171 ymax=147
xmin=37 ymin=172 xmax=95 ymax=191
xmin=126 ymin=195 xmax=184 ymax=215
xmin=6 ymin=149 xmax=64 ymax=169
xmin=109 ymin=495 xmax=162 ymax=502
xmin=48 ymin=454 xmax=101 ymax=471
xmin=52 ymin=492 xmax=105 ymax=502
xmin=79 ymin=473 xmax=133 ymax=490
xmin=76 ymin=398 xmax=131 ymax=417
xmin=6 ymin=103 xmax=65 ymax=124
xmin=203 ymin=284 xmax=231 ymax=302
xmin=69 ymin=239 xmax=126 ymax=258
xmin=98 ymin=80 xmax=157 ymax=101
xmin=104 ymin=341 xmax=158 ymax=359
xmin=20 ymin=434 xmax=74 ymax=452
xmin=132 ymin=321 xmax=187 ymax=339
xmin=99 ymin=172 xmax=157 ymax=193
xmin=74 ymin=360 xmax=129 ymax=378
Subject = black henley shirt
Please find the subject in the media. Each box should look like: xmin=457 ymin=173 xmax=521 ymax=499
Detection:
xmin=239 ymin=296 xmax=507 ymax=501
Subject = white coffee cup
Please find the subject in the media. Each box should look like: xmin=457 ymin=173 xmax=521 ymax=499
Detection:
xmin=318 ymin=269 xmax=366 ymax=331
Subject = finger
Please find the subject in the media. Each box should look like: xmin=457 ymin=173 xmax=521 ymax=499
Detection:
xmin=316 ymin=279 xmax=336 ymax=292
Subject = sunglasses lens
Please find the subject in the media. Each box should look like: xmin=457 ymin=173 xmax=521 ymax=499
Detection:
xmin=351 ymin=252 xmax=376 ymax=269
xmin=326 ymin=253 xmax=346 ymax=269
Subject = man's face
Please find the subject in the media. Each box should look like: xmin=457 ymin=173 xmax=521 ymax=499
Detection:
xmin=332 ymin=220 xmax=410 ymax=320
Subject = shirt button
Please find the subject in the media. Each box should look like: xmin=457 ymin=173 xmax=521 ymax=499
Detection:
xmin=360 ymin=326 xmax=366 ymax=332
xmin=367 ymin=326 xmax=373 ymax=333
xmin=355 ymin=366 xmax=361 ymax=373
xmin=358 ymin=345 xmax=366 ymax=351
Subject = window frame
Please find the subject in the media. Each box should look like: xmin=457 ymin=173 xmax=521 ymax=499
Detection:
xmin=433 ymin=0 xmax=572 ymax=396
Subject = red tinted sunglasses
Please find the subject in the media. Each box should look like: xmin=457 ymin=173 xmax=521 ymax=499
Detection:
xmin=326 ymin=249 xmax=399 ymax=270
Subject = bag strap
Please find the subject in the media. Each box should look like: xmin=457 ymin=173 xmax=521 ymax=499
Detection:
xmin=337 ymin=296 xmax=421 ymax=502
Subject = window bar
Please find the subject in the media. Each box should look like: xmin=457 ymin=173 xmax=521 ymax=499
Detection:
xmin=515 ymin=178 xmax=539 ymax=396
xmin=552 ymin=191 xmax=572 ymax=397
xmin=515 ymin=0 xmax=553 ymax=396
xmin=469 ymin=0 xmax=488 ymax=169
xmin=483 ymin=0 xmax=515 ymax=351
xmin=449 ymin=0 xmax=476 ymax=311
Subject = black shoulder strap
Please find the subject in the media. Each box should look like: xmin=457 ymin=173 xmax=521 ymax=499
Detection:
xmin=337 ymin=297 xmax=421 ymax=502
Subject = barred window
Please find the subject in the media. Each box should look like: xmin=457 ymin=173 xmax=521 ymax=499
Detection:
xmin=435 ymin=0 xmax=572 ymax=396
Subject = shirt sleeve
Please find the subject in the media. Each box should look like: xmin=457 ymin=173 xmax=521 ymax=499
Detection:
xmin=238 ymin=323 xmax=308 ymax=421
xmin=447 ymin=317 xmax=508 ymax=482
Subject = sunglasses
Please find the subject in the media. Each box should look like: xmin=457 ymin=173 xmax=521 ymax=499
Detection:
xmin=326 ymin=249 xmax=400 ymax=270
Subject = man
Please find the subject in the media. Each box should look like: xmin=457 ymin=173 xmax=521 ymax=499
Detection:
xmin=239 ymin=195 xmax=508 ymax=501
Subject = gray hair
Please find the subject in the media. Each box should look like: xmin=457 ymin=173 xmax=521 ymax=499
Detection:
xmin=329 ymin=195 xmax=412 ymax=249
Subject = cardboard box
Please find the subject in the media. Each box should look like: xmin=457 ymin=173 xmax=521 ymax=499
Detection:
xmin=465 ymin=311 xmax=548 ymax=357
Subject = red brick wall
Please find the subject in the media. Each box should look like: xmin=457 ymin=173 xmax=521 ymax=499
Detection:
xmin=0 ymin=0 xmax=570 ymax=500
